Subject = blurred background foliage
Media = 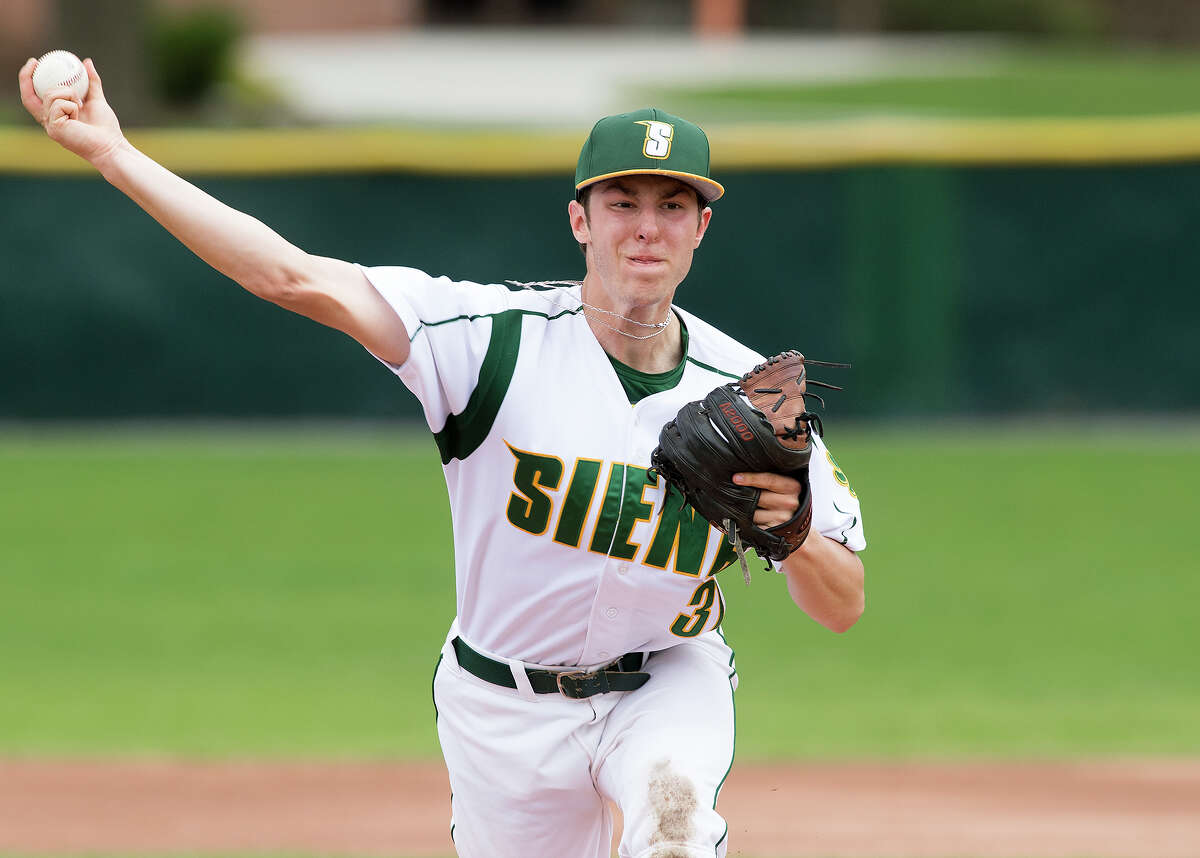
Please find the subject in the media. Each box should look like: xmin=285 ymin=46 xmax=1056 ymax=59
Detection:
xmin=878 ymin=0 xmax=1104 ymax=38
xmin=3 ymin=0 xmax=279 ymax=125
xmin=149 ymin=4 xmax=241 ymax=107
xmin=4 ymin=0 xmax=1200 ymax=126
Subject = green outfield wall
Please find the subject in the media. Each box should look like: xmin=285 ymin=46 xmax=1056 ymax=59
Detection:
xmin=2 ymin=121 xmax=1198 ymax=419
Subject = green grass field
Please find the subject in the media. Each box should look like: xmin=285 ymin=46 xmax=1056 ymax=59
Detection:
xmin=2 ymin=424 xmax=1198 ymax=759
xmin=652 ymin=49 xmax=1200 ymax=122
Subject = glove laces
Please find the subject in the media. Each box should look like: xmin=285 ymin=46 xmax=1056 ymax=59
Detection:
xmin=722 ymin=518 xmax=773 ymax=585
xmin=723 ymin=519 xmax=751 ymax=585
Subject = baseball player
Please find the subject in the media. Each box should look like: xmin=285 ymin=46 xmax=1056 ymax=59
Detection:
xmin=22 ymin=58 xmax=865 ymax=858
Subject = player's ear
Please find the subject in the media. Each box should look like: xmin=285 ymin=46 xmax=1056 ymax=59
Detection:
xmin=568 ymin=199 xmax=590 ymax=244
xmin=694 ymin=206 xmax=712 ymax=248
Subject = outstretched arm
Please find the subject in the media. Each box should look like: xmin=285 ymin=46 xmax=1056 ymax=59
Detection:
xmin=18 ymin=57 xmax=410 ymax=365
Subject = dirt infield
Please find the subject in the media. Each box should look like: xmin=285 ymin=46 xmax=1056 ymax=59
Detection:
xmin=2 ymin=758 xmax=1198 ymax=856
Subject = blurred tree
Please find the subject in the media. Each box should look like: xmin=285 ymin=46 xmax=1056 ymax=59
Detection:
xmin=149 ymin=5 xmax=242 ymax=107
xmin=49 ymin=0 xmax=154 ymax=125
xmin=836 ymin=0 xmax=885 ymax=30
xmin=1101 ymin=0 xmax=1200 ymax=45
xmin=882 ymin=0 xmax=1104 ymax=38
xmin=746 ymin=0 xmax=836 ymax=29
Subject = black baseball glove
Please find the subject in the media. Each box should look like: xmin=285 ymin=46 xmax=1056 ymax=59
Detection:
xmin=650 ymin=350 xmax=847 ymax=583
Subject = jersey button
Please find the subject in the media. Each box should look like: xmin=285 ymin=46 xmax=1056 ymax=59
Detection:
xmin=605 ymin=607 xmax=619 ymax=619
xmin=597 ymin=651 xmax=611 ymax=660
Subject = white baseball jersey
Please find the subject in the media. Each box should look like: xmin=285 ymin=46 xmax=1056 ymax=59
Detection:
xmin=360 ymin=266 xmax=866 ymax=667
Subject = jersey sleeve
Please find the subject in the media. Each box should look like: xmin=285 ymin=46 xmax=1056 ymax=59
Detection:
xmin=807 ymin=433 xmax=866 ymax=552
xmin=357 ymin=265 xmax=510 ymax=433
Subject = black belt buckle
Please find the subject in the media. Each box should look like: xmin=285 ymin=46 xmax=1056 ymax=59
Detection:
xmin=555 ymin=669 xmax=609 ymax=699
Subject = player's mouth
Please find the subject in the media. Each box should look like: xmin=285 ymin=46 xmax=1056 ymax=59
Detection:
xmin=627 ymin=255 xmax=666 ymax=266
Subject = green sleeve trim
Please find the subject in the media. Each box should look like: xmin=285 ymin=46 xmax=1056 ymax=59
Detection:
xmin=433 ymin=309 xmax=524 ymax=464
xmin=832 ymin=499 xmax=859 ymax=547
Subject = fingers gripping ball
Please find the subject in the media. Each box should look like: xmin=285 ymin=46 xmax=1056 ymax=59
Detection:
xmin=650 ymin=351 xmax=848 ymax=582
xmin=32 ymin=51 xmax=89 ymax=101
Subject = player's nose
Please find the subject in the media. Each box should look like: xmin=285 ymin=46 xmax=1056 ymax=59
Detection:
xmin=635 ymin=209 xmax=662 ymax=241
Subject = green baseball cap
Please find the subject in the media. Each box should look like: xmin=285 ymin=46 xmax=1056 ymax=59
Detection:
xmin=575 ymin=107 xmax=724 ymax=203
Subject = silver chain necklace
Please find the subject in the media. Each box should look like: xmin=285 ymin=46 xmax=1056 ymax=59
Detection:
xmin=582 ymin=305 xmax=671 ymax=340
xmin=506 ymin=280 xmax=672 ymax=340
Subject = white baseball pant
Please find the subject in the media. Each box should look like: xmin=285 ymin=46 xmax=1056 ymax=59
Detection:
xmin=431 ymin=625 xmax=738 ymax=857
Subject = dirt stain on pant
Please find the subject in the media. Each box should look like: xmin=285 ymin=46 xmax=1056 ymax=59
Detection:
xmin=646 ymin=758 xmax=699 ymax=855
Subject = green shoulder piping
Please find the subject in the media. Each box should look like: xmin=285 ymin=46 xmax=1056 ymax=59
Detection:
xmin=410 ymin=304 xmax=580 ymax=341
xmin=431 ymin=304 xmax=582 ymax=464
xmin=686 ymin=355 xmax=741 ymax=380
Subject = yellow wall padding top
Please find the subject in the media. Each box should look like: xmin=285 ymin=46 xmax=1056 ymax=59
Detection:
xmin=4 ymin=116 xmax=1200 ymax=176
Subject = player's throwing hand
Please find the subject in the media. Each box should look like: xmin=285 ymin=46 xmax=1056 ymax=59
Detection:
xmin=18 ymin=57 xmax=125 ymax=166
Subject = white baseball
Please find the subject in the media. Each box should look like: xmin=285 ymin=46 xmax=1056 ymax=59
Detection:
xmin=32 ymin=50 xmax=89 ymax=102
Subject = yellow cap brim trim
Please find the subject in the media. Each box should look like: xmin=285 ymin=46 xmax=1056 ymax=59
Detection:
xmin=576 ymin=168 xmax=725 ymax=202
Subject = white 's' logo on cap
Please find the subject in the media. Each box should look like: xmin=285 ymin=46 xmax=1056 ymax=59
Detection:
xmin=636 ymin=120 xmax=674 ymax=159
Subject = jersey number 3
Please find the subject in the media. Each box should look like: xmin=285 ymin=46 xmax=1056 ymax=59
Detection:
xmin=670 ymin=578 xmax=722 ymax=637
